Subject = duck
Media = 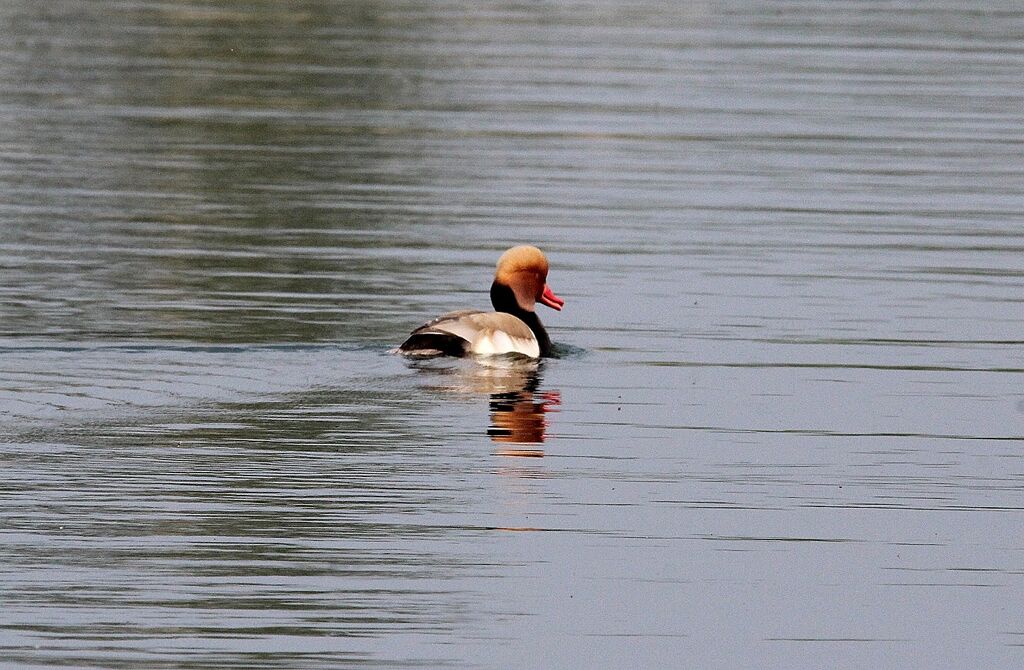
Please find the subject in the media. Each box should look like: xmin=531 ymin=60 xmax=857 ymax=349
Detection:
xmin=399 ymin=245 xmax=564 ymax=358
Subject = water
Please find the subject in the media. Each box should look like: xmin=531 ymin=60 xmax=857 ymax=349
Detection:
xmin=2 ymin=1 xmax=1024 ymax=667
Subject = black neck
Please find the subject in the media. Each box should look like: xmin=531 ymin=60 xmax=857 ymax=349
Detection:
xmin=490 ymin=281 xmax=552 ymax=356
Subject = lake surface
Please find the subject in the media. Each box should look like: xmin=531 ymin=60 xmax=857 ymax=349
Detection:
xmin=2 ymin=1 xmax=1024 ymax=667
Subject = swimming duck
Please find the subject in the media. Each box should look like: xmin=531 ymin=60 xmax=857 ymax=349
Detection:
xmin=399 ymin=245 xmax=564 ymax=358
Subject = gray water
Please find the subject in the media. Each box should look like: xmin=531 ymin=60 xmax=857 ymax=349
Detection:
xmin=3 ymin=1 xmax=1024 ymax=668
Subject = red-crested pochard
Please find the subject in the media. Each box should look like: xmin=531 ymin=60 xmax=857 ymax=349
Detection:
xmin=399 ymin=245 xmax=564 ymax=358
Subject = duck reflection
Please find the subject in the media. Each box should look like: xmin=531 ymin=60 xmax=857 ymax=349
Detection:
xmin=487 ymin=386 xmax=560 ymax=457
xmin=407 ymin=358 xmax=559 ymax=455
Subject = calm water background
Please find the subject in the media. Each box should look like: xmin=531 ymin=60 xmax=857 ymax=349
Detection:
xmin=2 ymin=1 xmax=1024 ymax=667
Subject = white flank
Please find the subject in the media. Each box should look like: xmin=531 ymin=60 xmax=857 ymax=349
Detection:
xmin=472 ymin=330 xmax=540 ymax=358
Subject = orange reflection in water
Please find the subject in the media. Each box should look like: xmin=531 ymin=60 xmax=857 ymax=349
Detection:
xmin=489 ymin=389 xmax=560 ymax=454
